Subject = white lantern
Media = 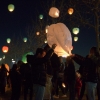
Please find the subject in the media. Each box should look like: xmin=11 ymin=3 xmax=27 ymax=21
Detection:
xmin=7 ymin=38 xmax=11 ymax=43
xmin=72 ymin=28 xmax=79 ymax=34
xmin=23 ymin=38 xmax=27 ymax=42
xmin=68 ymin=8 xmax=74 ymax=15
xmin=74 ymin=37 xmax=78 ymax=41
xmin=47 ymin=23 xmax=73 ymax=57
xmin=49 ymin=7 xmax=60 ymax=18
xmin=45 ymin=25 xmax=49 ymax=33
xmin=44 ymin=39 xmax=47 ymax=43
xmin=36 ymin=32 xmax=40 ymax=35
xmin=8 ymin=4 xmax=15 ymax=12
xmin=39 ymin=14 xmax=43 ymax=19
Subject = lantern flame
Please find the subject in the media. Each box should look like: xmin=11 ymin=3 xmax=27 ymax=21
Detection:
xmin=62 ymin=83 xmax=66 ymax=88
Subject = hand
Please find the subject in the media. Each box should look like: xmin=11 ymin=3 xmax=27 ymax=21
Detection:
xmin=52 ymin=44 xmax=57 ymax=49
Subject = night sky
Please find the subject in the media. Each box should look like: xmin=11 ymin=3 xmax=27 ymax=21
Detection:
xmin=0 ymin=0 xmax=97 ymax=57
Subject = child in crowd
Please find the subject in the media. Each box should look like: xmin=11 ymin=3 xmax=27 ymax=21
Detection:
xmin=75 ymin=71 xmax=82 ymax=99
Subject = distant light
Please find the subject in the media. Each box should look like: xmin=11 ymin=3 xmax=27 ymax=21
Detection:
xmin=36 ymin=32 xmax=40 ymax=35
xmin=8 ymin=4 xmax=15 ymax=12
xmin=7 ymin=38 xmax=11 ymax=43
xmin=72 ymin=28 xmax=79 ymax=34
xmin=45 ymin=25 xmax=49 ymax=33
xmin=0 ymin=58 xmax=2 ymax=61
xmin=44 ymin=39 xmax=47 ymax=43
xmin=2 ymin=46 xmax=9 ymax=53
xmin=49 ymin=7 xmax=60 ymax=18
xmin=74 ymin=37 xmax=78 ymax=41
xmin=68 ymin=8 xmax=74 ymax=15
xmin=39 ymin=14 xmax=43 ymax=19
xmin=3 ymin=55 xmax=5 ymax=59
xmin=23 ymin=37 xmax=27 ymax=42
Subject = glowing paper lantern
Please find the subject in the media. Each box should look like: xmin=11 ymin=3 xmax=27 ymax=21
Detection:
xmin=8 ymin=4 xmax=15 ymax=12
xmin=45 ymin=25 xmax=49 ymax=33
xmin=2 ymin=46 xmax=9 ymax=53
xmin=47 ymin=23 xmax=73 ymax=57
xmin=22 ymin=52 xmax=34 ymax=63
xmin=68 ymin=8 xmax=74 ymax=15
xmin=23 ymin=37 xmax=27 ymax=42
xmin=44 ymin=39 xmax=47 ymax=43
xmin=39 ymin=14 xmax=43 ymax=19
xmin=36 ymin=32 xmax=40 ymax=35
xmin=49 ymin=7 xmax=60 ymax=18
xmin=74 ymin=37 xmax=78 ymax=41
xmin=72 ymin=28 xmax=79 ymax=34
xmin=7 ymin=38 xmax=11 ymax=43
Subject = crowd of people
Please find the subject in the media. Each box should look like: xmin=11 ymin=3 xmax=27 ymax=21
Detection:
xmin=0 ymin=44 xmax=100 ymax=100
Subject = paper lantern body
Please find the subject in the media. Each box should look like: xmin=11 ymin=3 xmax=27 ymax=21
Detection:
xmin=68 ymin=8 xmax=74 ymax=15
xmin=49 ymin=7 xmax=59 ymax=18
xmin=39 ymin=14 xmax=43 ymax=19
xmin=72 ymin=28 xmax=79 ymax=34
xmin=2 ymin=46 xmax=9 ymax=53
xmin=22 ymin=52 xmax=34 ymax=63
xmin=47 ymin=23 xmax=72 ymax=57
xmin=74 ymin=37 xmax=78 ymax=41
xmin=7 ymin=38 xmax=11 ymax=43
xmin=8 ymin=4 xmax=15 ymax=12
xmin=36 ymin=32 xmax=40 ymax=35
xmin=23 ymin=38 xmax=27 ymax=42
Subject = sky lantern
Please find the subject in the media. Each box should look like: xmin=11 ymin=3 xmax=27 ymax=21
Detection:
xmin=72 ymin=28 xmax=79 ymax=34
xmin=74 ymin=36 xmax=78 ymax=41
xmin=44 ymin=39 xmax=47 ymax=43
xmin=36 ymin=32 xmax=40 ymax=35
xmin=49 ymin=7 xmax=60 ymax=18
xmin=68 ymin=8 xmax=74 ymax=15
xmin=23 ymin=37 xmax=27 ymax=42
xmin=7 ymin=38 xmax=11 ymax=43
xmin=47 ymin=23 xmax=73 ymax=57
xmin=2 ymin=46 xmax=9 ymax=53
xmin=45 ymin=25 xmax=49 ymax=33
xmin=39 ymin=14 xmax=43 ymax=19
xmin=8 ymin=4 xmax=15 ymax=12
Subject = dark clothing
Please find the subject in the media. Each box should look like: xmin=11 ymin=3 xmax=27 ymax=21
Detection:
xmin=64 ymin=62 xmax=76 ymax=82
xmin=0 ymin=67 xmax=7 ymax=94
xmin=9 ymin=70 xmax=22 ymax=100
xmin=64 ymin=59 xmax=76 ymax=100
xmin=23 ymin=63 xmax=33 ymax=100
xmin=27 ymin=49 xmax=54 ymax=87
xmin=73 ymin=54 xmax=98 ymax=83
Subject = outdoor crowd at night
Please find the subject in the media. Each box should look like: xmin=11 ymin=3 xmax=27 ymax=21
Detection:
xmin=0 ymin=0 xmax=100 ymax=100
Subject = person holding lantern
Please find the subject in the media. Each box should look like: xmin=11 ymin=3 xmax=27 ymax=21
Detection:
xmin=71 ymin=47 xmax=99 ymax=100
xmin=27 ymin=44 xmax=57 ymax=100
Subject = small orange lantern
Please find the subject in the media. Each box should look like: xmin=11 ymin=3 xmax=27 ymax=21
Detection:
xmin=68 ymin=8 xmax=74 ymax=15
xmin=2 ymin=46 xmax=9 ymax=53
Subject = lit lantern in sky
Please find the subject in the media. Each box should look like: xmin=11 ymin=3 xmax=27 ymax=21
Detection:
xmin=36 ymin=32 xmax=40 ymax=35
xmin=45 ymin=25 xmax=49 ymax=33
xmin=2 ymin=46 xmax=9 ymax=53
xmin=49 ymin=7 xmax=60 ymax=18
xmin=74 ymin=37 xmax=78 ymax=41
xmin=68 ymin=8 xmax=74 ymax=15
xmin=72 ymin=28 xmax=79 ymax=34
xmin=39 ymin=14 xmax=43 ymax=19
xmin=8 ymin=4 xmax=15 ymax=12
xmin=44 ymin=39 xmax=47 ymax=43
xmin=7 ymin=38 xmax=11 ymax=43
xmin=23 ymin=37 xmax=27 ymax=42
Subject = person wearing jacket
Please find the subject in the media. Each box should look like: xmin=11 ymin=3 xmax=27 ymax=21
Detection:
xmin=27 ymin=44 xmax=56 ymax=100
xmin=71 ymin=47 xmax=99 ymax=100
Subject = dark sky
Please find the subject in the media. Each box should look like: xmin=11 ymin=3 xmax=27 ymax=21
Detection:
xmin=0 ymin=0 xmax=97 ymax=57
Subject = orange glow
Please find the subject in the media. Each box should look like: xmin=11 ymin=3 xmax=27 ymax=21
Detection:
xmin=2 ymin=46 xmax=9 ymax=53
xmin=68 ymin=8 xmax=74 ymax=15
